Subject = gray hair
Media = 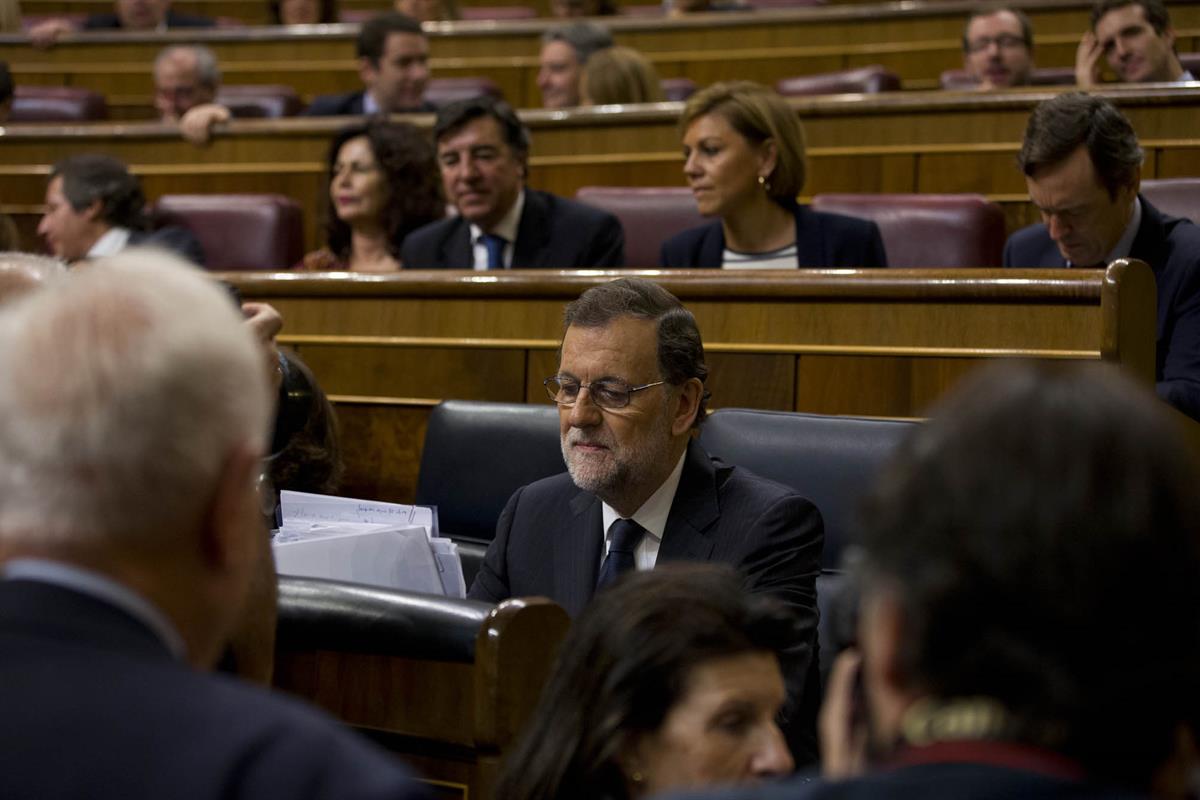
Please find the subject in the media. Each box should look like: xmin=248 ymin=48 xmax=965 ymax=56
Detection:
xmin=154 ymin=44 xmax=221 ymax=90
xmin=0 ymin=248 xmax=270 ymax=548
xmin=541 ymin=21 xmax=614 ymax=63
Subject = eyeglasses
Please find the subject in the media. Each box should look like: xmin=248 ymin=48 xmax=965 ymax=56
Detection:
xmin=544 ymin=376 xmax=666 ymax=409
xmin=966 ymin=33 xmax=1028 ymax=53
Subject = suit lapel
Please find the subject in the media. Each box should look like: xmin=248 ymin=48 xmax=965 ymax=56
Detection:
xmin=511 ymin=190 xmax=551 ymax=268
xmin=657 ymin=441 xmax=718 ymax=563
xmin=439 ymin=218 xmax=474 ymax=269
xmin=553 ymin=489 xmax=604 ymax=616
xmin=1129 ymin=197 xmax=1170 ymax=336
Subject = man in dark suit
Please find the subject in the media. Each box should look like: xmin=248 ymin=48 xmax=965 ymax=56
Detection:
xmin=469 ymin=278 xmax=820 ymax=761
xmin=303 ymin=13 xmax=435 ymax=116
xmin=37 ymin=154 xmax=205 ymax=266
xmin=0 ymin=250 xmax=426 ymax=800
xmin=1003 ymin=92 xmax=1200 ymax=420
xmin=678 ymin=361 xmax=1200 ymax=800
xmin=400 ymin=97 xmax=625 ymax=269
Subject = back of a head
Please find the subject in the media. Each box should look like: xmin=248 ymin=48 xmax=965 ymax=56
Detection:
xmin=496 ymin=564 xmax=797 ymax=800
xmin=51 ymin=154 xmax=148 ymax=231
xmin=542 ymin=20 xmax=614 ymax=63
xmin=356 ymin=12 xmax=424 ymax=63
xmin=0 ymin=248 xmax=271 ymax=550
xmin=859 ymin=360 xmax=1200 ymax=787
xmin=1018 ymin=92 xmax=1143 ymax=198
xmin=681 ymin=81 xmax=807 ymax=201
xmin=583 ymin=46 xmax=664 ymax=106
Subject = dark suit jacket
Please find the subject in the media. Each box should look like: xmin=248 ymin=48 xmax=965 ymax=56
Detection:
xmin=468 ymin=440 xmax=823 ymax=763
xmin=82 ymin=9 xmax=216 ymax=27
xmin=301 ymin=91 xmax=437 ymax=117
xmin=131 ymin=226 xmax=207 ymax=267
xmin=0 ymin=579 xmax=426 ymax=800
xmin=659 ymin=202 xmax=888 ymax=268
xmin=400 ymin=188 xmax=626 ymax=269
xmin=1003 ymin=197 xmax=1200 ymax=421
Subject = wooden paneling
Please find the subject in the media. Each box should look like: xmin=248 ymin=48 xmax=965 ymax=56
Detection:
xmin=227 ymin=267 xmax=1162 ymax=503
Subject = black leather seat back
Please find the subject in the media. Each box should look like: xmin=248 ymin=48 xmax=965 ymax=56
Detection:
xmin=415 ymin=400 xmax=563 ymax=544
xmin=698 ymin=408 xmax=916 ymax=569
xmin=275 ymin=576 xmax=496 ymax=662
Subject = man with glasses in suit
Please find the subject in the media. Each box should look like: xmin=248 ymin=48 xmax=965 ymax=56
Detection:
xmin=468 ymin=276 xmax=824 ymax=765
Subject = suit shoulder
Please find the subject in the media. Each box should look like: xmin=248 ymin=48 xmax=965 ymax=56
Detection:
xmin=718 ymin=460 xmax=814 ymax=509
xmin=507 ymin=470 xmax=577 ymax=509
xmin=660 ymin=220 xmax=721 ymax=267
xmin=807 ymin=207 xmax=878 ymax=237
xmin=400 ymin=216 xmax=464 ymax=263
xmin=302 ymin=92 xmax=360 ymax=116
xmin=544 ymin=192 xmax=619 ymax=226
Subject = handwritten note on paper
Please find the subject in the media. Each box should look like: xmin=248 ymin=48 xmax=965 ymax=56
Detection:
xmin=281 ymin=490 xmax=436 ymax=532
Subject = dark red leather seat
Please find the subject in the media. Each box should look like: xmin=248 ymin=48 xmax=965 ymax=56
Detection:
xmin=776 ymin=65 xmax=900 ymax=96
xmin=574 ymin=186 xmax=702 ymax=268
xmin=425 ymin=77 xmax=503 ymax=108
xmin=216 ymin=85 xmax=304 ymax=118
xmin=660 ymin=77 xmax=697 ymax=101
xmin=154 ymin=194 xmax=304 ymax=271
xmin=1142 ymin=179 xmax=1200 ymax=225
xmin=10 ymin=86 xmax=107 ymax=122
xmin=811 ymin=193 xmax=1006 ymax=267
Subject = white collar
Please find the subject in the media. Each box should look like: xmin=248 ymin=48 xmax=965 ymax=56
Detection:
xmin=2 ymin=558 xmax=188 ymax=661
xmin=362 ymin=91 xmax=380 ymax=115
xmin=469 ymin=189 xmax=525 ymax=248
xmin=87 ymin=226 xmax=131 ymax=259
xmin=601 ymin=447 xmax=688 ymax=548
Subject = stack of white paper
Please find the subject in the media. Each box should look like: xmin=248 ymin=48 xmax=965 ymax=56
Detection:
xmin=272 ymin=491 xmax=465 ymax=598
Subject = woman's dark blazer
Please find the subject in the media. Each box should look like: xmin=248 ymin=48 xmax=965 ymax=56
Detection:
xmin=659 ymin=201 xmax=888 ymax=268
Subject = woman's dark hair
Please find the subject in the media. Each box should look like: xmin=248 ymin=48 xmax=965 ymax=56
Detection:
xmin=267 ymin=349 xmax=343 ymax=494
xmin=323 ymin=120 xmax=444 ymax=262
xmin=495 ymin=564 xmax=797 ymax=800
xmin=268 ymin=0 xmax=338 ymax=25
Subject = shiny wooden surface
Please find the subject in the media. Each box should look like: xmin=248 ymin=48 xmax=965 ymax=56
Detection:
xmin=4 ymin=87 xmax=1198 ymax=252
xmin=223 ymin=267 xmax=1157 ymax=503
xmin=273 ymin=596 xmax=570 ymax=800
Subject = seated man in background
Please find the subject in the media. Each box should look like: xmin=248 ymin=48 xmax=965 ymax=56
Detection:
xmin=1003 ymin=92 xmax=1200 ymax=420
xmin=401 ymin=96 xmax=625 ymax=269
xmin=469 ymin=277 xmax=822 ymax=763
xmin=37 ymin=154 xmax=205 ymax=265
xmin=304 ymin=12 xmax=432 ymax=115
xmin=961 ymin=7 xmax=1035 ymax=88
xmin=30 ymin=0 xmax=214 ymax=46
xmin=0 ymin=250 xmax=424 ymax=799
xmin=538 ymin=21 xmax=613 ymax=109
xmin=1076 ymin=0 xmax=1193 ymax=86
xmin=154 ymin=44 xmax=219 ymax=122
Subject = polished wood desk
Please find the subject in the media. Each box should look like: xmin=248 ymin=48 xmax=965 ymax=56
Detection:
xmin=222 ymin=266 xmax=1157 ymax=503
xmin=3 ymin=87 xmax=1197 ymax=251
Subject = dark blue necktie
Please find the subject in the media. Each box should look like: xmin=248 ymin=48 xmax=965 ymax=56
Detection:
xmin=596 ymin=518 xmax=645 ymax=591
xmin=481 ymin=233 xmax=506 ymax=270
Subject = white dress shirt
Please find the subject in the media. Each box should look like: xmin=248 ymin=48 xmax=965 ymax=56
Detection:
xmin=469 ymin=190 xmax=525 ymax=270
xmin=87 ymin=226 xmax=131 ymax=259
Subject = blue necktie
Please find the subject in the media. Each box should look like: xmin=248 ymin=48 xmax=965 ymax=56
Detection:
xmin=596 ymin=518 xmax=645 ymax=591
xmin=481 ymin=233 xmax=507 ymax=270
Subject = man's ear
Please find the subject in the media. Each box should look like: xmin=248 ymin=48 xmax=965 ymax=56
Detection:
xmin=199 ymin=442 xmax=261 ymax=574
xmin=83 ymin=199 xmax=104 ymax=224
xmin=671 ymin=377 xmax=704 ymax=436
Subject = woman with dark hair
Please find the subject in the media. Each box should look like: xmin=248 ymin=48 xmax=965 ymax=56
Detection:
xmin=269 ymin=0 xmax=337 ymax=25
xmin=496 ymin=564 xmax=796 ymax=800
xmin=300 ymin=119 xmax=445 ymax=271
xmin=660 ymin=81 xmax=886 ymax=270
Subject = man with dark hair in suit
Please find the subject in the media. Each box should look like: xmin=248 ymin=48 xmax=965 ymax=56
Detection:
xmin=468 ymin=277 xmax=821 ymax=762
xmin=303 ymin=12 xmax=434 ymax=115
xmin=1003 ymin=92 xmax=1200 ymax=420
xmin=1075 ymin=0 xmax=1193 ymax=87
xmin=0 ymin=249 xmax=426 ymax=800
xmin=400 ymin=96 xmax=625 ymax=268
xmin=38 ymin=154 xmax=204 ymax=265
